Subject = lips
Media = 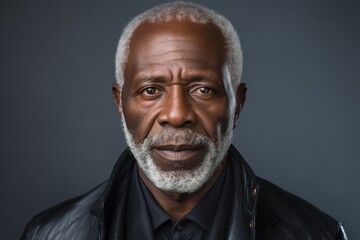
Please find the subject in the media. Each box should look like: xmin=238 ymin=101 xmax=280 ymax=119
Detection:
xmin=151 ymin=144 xmax=207 ymax=171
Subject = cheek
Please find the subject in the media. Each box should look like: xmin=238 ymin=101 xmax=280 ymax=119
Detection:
xmin=121 ymin=98 xmax=160 ymax=143
xmin=197 ymin=98 xmax=230 ymax=140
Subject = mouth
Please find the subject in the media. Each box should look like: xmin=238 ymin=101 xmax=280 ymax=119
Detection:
xmin=151 ymin=144 xmax=207 ymax=171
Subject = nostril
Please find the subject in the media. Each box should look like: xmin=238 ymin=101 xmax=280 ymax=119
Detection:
xmin=157 ymin=104 xmax=197 ymax=127
xmin=158 ymin=110 xmax=195 ymax=127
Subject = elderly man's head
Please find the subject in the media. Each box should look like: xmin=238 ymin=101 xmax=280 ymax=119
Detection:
xmin=112 ymin=2 xmax=246 ymax=193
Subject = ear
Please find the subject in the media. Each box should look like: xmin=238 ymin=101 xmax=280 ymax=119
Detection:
xmin=111 ymin=83 xmax=123 ymax=115
xmin=234 ymin=83 xmax=247 ymax=124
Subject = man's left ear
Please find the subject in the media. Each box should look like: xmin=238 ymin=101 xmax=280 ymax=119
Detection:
xmin=234 ymin=83 xmax=247 ymax=124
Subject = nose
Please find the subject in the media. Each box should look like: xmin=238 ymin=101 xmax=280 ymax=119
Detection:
xmin=157 ymin=86 xmax=197 ymax=127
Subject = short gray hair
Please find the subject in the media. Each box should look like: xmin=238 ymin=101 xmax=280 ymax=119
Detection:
xmin=115 ymin=1 xmax=243 ymax=90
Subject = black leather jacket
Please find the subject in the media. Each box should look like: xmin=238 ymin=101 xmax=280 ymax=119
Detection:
xmin=21 ymin=146 xmax=347 ymax=239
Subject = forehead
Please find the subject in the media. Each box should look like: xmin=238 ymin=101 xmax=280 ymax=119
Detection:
xmin=130 ymin=20 xmax=225 ymax=44
xmin=125 ymin=20 xmax=226 ymax=75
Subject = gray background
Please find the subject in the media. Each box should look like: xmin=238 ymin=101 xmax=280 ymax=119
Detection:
xmin=1 ymin=0 xmax=359 ymax=239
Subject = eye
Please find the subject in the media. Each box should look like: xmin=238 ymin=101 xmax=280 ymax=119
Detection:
xmin=142 ymin=87 xmax=159 ymax=95
xmin=195 ymin=87 xmax=212 ymax=94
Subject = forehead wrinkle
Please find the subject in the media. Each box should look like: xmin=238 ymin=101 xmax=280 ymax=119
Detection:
xmin=134 ymin=61 xmax=219 ymax=79
xmin=135 ymin=56 xmax=218 ymax=73
xmin=143 ymin=49 xmax=210 ymax=58
xmin=148 ymin=37 xmax=202 ymax=45
xmin=142 ymin=43 xmax=211 ymax=58
xmin=141 ymin=57 xmax=216 ymax=70
xmin=180 ymin=67 xmax=222 ymax=79
xmin=142 ymin=34 xmax=213 ymax=50
xmin=133 ymin=68 xmax=173 ymax=82
xmin=133 ymin=67 xmax=223 ymax=87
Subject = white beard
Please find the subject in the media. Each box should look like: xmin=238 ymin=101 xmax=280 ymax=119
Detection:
xmin=121 ymin=117 xmax=233 ymax=193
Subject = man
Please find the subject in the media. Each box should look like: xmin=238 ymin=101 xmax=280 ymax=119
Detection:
xmin=21 ymin=2 xmax=347 ymax=239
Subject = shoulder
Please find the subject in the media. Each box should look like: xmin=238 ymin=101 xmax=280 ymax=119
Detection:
xmin=256 ymin=177 xmax=346 ymax=239
xmin=21 ymin=182 xmax=107 ymax=240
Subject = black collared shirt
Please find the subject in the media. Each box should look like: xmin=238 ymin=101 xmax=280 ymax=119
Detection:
xmin=125 ymin=161 xmax=234 ymax=240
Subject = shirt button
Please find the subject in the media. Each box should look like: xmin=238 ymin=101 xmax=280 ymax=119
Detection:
xmin=176 ymin=224 xmax=184 ymax=231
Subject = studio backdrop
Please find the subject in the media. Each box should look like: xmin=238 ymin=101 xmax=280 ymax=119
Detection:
xmin=1 ymin=0 xmax=359 ymax=239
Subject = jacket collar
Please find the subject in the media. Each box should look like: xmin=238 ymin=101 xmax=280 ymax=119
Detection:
xmin=90 ymin=148 xmax=135 ymax=239
xmin=227 ymin=145 xmax=280 ymax=239
xmin=90 ymin=145 xmax=280 ymax=239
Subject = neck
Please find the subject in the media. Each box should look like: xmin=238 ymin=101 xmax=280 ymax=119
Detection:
xmin=139 ymin=159 xmax=227 ymax=220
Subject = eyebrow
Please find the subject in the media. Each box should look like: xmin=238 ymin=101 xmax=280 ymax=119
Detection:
xmin=134 ymin=70 xmax=223 ymax=85
xmin=135 ymin=75 xmax=168 ymax=85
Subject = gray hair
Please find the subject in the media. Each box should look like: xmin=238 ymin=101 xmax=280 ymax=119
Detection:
xmin=115 ymin=1 xmax=243 ymax=90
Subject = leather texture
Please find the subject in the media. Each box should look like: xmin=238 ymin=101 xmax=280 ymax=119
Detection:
xmin=21 ymin=146 xmax=348 ymax=240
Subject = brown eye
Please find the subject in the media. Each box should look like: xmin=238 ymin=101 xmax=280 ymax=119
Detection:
xmin=198 ymin=87 xmax=211 ymax=94
xmin=143 ymin=87 xmax=157 ymax=95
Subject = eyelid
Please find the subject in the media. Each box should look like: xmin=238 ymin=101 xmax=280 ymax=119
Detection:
xmin=142 ymin=86 xmax=159 ymax=92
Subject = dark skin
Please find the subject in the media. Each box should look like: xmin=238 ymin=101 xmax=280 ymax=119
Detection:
xmin=112 ymin=20 xmax=247 ymax=220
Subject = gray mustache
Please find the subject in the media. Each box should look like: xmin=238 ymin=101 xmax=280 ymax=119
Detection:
xmin=144 ymin=129 xmax=211 ymax=146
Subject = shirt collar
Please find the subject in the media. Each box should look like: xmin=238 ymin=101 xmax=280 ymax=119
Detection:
xmin=139 ymin=161 xmax=228 ymax=232
xmin=137 ymin=166 xmax=169 ymax=230
xmin=185 ymin=162 xmax=227 ymax=231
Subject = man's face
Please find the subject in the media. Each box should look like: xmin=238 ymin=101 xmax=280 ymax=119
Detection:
xmin=113 ymin=20 xmax=245 ymax=193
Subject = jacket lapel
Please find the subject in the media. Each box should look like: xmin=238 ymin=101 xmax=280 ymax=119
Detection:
xmin=90 ymin=149 xmax=134 ymax=240
xmin=227 ymin=145 xmax=259 ymax=240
